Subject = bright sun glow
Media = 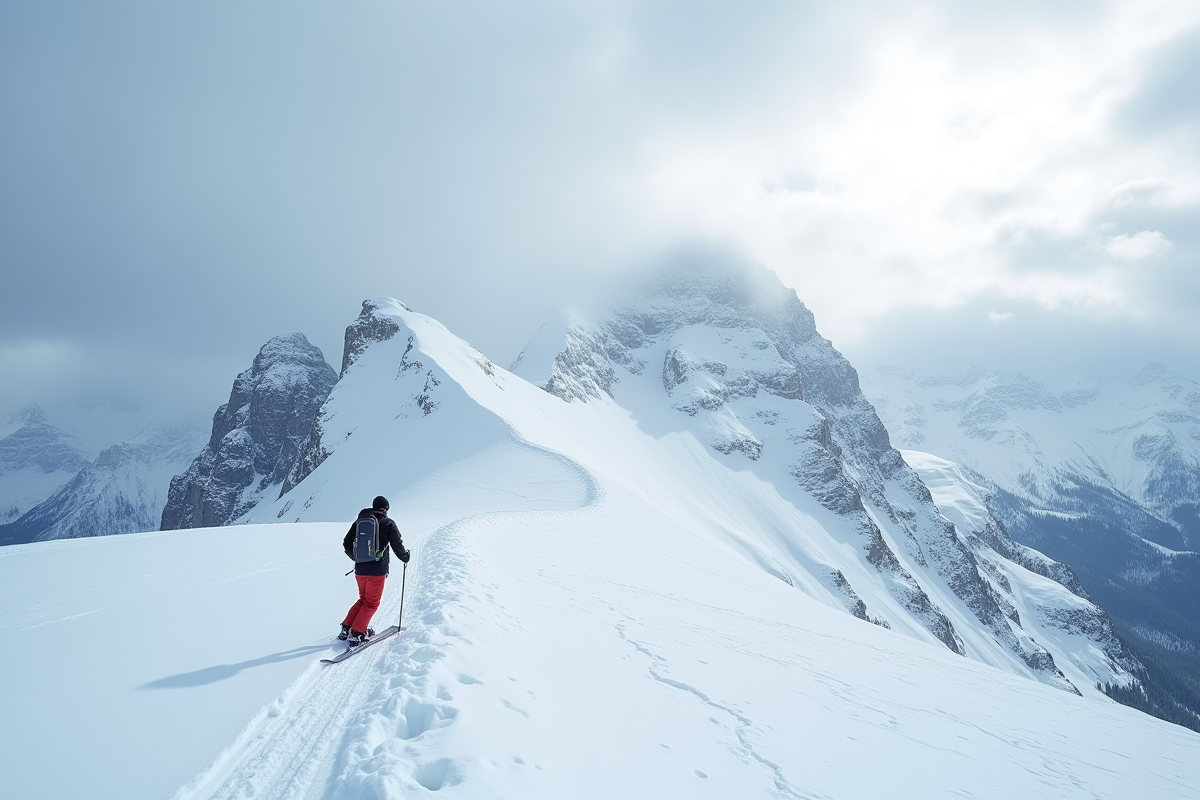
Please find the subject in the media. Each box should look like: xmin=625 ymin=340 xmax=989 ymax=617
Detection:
xmin=638 ymin=0 xmax=1200 ymax=344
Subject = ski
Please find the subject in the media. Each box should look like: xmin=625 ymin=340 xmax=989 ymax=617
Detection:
xmin=320 ymin=625 xmax=406 ymax=664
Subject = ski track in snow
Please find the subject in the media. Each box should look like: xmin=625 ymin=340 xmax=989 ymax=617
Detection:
xmin=614 ymin=621 xmax=820 ymax=800
xmin=175 ymin=439 xmax=600 ymax=800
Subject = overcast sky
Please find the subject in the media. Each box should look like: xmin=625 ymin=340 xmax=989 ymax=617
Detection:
xmin=2 ymin=0 xmax=1198 ymax=427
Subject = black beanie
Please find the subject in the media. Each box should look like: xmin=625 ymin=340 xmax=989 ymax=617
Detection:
xmin=372 ymin=495 xmax=390 ymax=510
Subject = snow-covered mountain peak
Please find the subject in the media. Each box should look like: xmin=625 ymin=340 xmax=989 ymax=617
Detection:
xmin=252 ymin=331 xmax=333 ymax=372
xmin=626 ymin=253 xmax=821 ymax=349
xmin=278 ymin=298 xmax=512 ymax=506
xmin=512 ymin=255 xmax=839 ymax=409
xmin=0 ymin=402 xmax=90 ymax=524
xmin=4 ymin=402 xmax=49 ymax=432
xmin=364 ymin=295 xmax=412 ymax=315
xmin=339 ymin=297 xmax=415 ymax=376
xmin=1130 ymin=362 xmax=1176 ymax=387
xmin=338 ymin=297 xmax=498 ymax=393
xmin=161 ymin=333 xmax=337 ymax=530
xmin=0 ymin=403 xmax=83 ymax=460
xmin=865 ymin=365 xmax=1200 ymax=521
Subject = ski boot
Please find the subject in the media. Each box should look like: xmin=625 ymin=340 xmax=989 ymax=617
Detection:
xmin=347 ymin=627 xmax=376 ymax=648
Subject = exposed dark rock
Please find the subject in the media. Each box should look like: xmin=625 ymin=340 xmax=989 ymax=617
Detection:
xmin=543 ymin=325 xmax=622 ymax=402
xmin=161 ymin=333 xmax=337 ymax=529
xmin=342 ymin=299 xmax=405 ymax=376
xmin=830 ymin=569 xmax=868 ymax=620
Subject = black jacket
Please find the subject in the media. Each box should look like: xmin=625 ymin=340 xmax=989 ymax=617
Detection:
xmin=343 ymin=508 xmax=407 ymax=576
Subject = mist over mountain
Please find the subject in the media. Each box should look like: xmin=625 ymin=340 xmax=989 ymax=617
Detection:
xmin=0 ymin=419 xmax=205 ymax=545
xmin=0 ymin=404 xmax=90 ymax=524
xmin=0 ymin=400 xmax=212 ymax=546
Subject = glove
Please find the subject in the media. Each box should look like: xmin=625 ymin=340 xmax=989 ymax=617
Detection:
xmin=400 ymin=548 xmax=411 ymax=563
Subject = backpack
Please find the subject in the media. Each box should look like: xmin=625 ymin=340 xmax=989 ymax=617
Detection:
xmin=353 ymin=515 xmax=388 ymax=562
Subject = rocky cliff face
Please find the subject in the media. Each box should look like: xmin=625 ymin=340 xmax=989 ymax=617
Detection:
xmin=161 ymin=334 xmax=337 ymax=529
xmin=0 ymin=404 xmax=90 ymax=524
xmin=902 ymin=449 xmax=1143 ymax=692
xmin=511 ymin=255 xmax=1123 ymax=691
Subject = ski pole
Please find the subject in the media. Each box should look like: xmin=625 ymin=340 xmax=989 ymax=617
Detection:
xmin=398 ymin=561 xmax=407 ymax=629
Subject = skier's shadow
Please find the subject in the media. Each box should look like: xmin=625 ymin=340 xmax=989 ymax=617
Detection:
xmin=139 ymin=644 xmax=330 ymax=689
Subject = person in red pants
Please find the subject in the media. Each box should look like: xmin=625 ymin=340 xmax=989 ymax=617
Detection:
xmin=340 ymin=496 xmax=410 ymax=647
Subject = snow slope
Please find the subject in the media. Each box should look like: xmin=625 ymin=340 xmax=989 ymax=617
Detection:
xmin=0 ymin=523 xmax=349 ymax=800
xmin=5 ymin=295 xmax=1200 ymax=799
xmin=4 ymin=438 xmax=1199 ymax=798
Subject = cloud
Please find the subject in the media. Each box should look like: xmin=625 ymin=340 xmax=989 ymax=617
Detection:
xmin=1102 ymin=230 xmax=1175 ymax=260
xmin=844 ymin=295 xmax=1200 ymax=386
xmin=1119 ymin=26 xmax=1200 ymax=137
xmin=630 ymin=2 xmax=1200 ymax=353
xmin=1110 ymin=176 xmax=1199 ymax=209
xmin=987 ymin=311 xmax=1015 ymax=324
xmin=2 ymin=0 xmax=1200 ymax=423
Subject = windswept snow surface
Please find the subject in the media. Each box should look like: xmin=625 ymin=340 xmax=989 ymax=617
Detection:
xmin=5 ymin=300 xmax=1200 ymax=799
xmin=0 ymin=524 xmax=349 ymax=800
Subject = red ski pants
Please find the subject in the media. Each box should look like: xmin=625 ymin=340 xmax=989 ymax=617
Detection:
xmin=342 ymin=574 xmax=386 ymax=633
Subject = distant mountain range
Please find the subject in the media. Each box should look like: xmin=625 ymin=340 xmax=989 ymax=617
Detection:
xmin=0 ymin=404 xmax=90 ymax=525
xmin=0 ymin=407 xmax=206 ymax=546
xmin=863 ymin=365 xmax=1200 ymax=728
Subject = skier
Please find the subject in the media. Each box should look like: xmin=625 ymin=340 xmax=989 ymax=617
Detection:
xmin=340 ymin=495 xmax=410 ymax=648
